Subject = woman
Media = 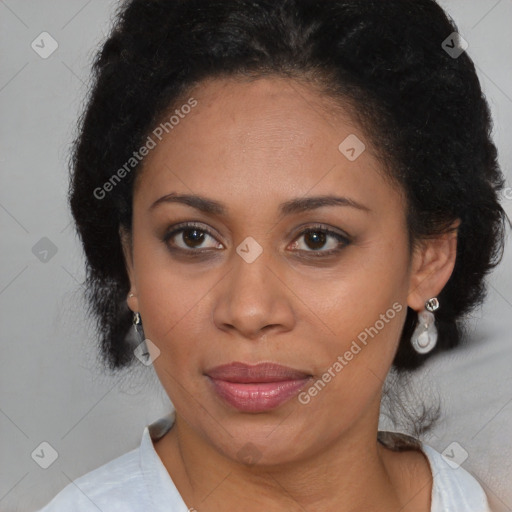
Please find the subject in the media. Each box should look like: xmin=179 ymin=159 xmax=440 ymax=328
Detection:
xmin=39 ymin=0 xmax=508 ymax=510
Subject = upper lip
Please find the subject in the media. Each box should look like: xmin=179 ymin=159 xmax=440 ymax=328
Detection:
xmin=205 ymin=362 xmax=311 ymax=383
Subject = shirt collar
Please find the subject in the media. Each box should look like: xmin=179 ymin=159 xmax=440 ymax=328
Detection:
xmin=139 ymin=410 xmax=189 ymax=511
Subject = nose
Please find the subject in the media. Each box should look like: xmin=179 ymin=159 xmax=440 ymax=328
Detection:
xmin=212 ymin=246 xmax=296 ymax=341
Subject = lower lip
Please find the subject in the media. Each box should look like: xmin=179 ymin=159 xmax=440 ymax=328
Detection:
xmin=207 ymin=377 xmax=311 ymax=413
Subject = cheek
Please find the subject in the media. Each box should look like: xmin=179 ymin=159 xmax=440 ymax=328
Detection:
xmin=130 ymin=230 xmax=209 ymax=360
xmin=136 ymin=269 xmax=213 ymax=358
xmin=293 ymin=237 xmax=409 ymax=404
xmin=302 ymin=236 xmax=409 ymax=338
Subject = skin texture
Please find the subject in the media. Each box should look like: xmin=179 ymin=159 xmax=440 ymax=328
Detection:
xmin=121 ymin=76 xmax=458 ymax=512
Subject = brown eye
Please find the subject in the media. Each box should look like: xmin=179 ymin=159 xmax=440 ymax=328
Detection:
xmin=289 ymin=226 xmax=350 ymax=256
xmin=163 ymin=223 xmax=222 ymax=251
xmin=181 ymin=228 xmax=206 ymax=248
xmin=303 ymin=230 xmax=327 ymax=250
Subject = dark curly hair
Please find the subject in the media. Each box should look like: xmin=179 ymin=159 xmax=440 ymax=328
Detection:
xmin=69 ymin=0 xmax=509 ymax=376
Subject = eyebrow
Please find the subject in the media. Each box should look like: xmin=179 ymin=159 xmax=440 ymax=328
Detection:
xmin=149 ymin=193 xmax=370 ymax=216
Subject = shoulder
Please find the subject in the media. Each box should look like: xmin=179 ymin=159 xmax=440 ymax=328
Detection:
xmin=37 ymin=416 xmax=185 ymax=512
xmin=421 ymin=443 xmax=491 ymax=512
xmin=36 ymin=447 xmax=148 ymax=511
xmin=378 ymin=431 xmax=491 ymax=512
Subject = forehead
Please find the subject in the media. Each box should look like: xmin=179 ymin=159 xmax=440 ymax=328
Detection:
xmin=134 ymin=76 xmax=401 ymax=219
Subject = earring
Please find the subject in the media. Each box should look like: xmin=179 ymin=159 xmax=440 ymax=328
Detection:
xmin=411 ymin=297 xmax=439 ymax=354
xmin=133 ymin=312 xmax=145 ymax=342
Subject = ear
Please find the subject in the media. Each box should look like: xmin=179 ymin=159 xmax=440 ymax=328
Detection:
xmin=119 ymin=226 xmax=139 ymax=313
xmin=407 ymin=219 xmax=460 ymax=312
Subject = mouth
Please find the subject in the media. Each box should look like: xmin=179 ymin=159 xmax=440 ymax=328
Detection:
xmin=205 ymin=362 xmax=312 ymax=413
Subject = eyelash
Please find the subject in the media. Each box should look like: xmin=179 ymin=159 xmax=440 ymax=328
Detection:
xmin=162 ymin=222 xmax=351 ymax=259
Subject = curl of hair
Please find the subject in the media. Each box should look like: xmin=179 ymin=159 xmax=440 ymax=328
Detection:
xmin=70 ymin=0 xmax=509 ymax=379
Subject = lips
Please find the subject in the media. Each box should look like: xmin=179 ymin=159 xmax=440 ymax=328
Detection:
xmin=205 ymin=362 xmax=312 ymax=412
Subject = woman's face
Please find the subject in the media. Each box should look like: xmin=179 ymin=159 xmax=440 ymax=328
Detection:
xmin=123 ymin=76 xmax=419 ymax=465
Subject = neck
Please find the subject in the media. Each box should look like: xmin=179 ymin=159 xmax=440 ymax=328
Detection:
xmin=152 ymin=401 xmax=426 ymax=511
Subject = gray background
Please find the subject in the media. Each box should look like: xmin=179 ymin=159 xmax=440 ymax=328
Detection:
xmin=1 ymin=1 xmax=511 ymax=511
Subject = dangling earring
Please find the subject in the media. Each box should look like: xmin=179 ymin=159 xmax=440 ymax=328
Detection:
xmin=133 ymin=311 xmax=145 ymax=342
xmin=411 ymin=297 xmax=439 ymax=354
xmin=132 ymin=312 xmax=160 ymax=365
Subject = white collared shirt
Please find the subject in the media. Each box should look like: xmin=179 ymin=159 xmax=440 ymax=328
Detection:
xmin=37 ymin=413 xmax=491 ymax=511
